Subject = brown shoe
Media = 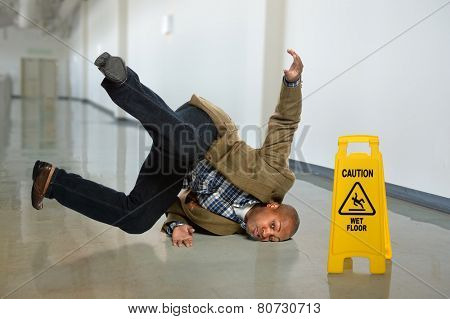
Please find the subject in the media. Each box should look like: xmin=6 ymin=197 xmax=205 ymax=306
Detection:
xmin=31 ymin=161 xmax=56 ymax=210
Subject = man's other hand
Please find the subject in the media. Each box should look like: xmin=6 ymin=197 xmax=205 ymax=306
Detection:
xmin=284 ymin=49 xmax=303 ymax=82
xmin=172 ymin=225 xmax=195 ymax=248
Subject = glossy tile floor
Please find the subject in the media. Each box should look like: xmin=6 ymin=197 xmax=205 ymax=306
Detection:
xmin=1 ymin=99 xmax=449 ymax=299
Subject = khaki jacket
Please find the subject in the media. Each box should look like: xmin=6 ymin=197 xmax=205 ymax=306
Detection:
xmin=161 ymin=80 xmax=302 ymax=235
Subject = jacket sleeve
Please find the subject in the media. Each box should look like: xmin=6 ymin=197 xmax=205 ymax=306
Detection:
xmin=260 ymin=80 xmax=302 ymax=167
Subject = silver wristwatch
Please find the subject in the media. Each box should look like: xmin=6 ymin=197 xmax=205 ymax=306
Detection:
xmin=167 ymin=221 xmax=185 ymax=235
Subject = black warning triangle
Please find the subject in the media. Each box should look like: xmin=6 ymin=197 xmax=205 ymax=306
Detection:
xmin=338 ymin=182 xmax=376 ymax=215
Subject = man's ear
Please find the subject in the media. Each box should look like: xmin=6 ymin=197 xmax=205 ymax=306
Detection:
xmin=266 ymin=202 xmax=280 ymax=210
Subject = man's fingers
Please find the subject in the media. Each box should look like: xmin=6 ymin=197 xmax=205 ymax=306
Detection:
xmin=287 ymin=48 xmax=297 ymax=58
xmin=295 ymin=54 xmax=303 ymax=68
xmin=287 ymin=48 xmax=302 ymax=65
xmin=172 ymin=236 xmax=193 ymax=248
xmin=285 ymin=49 xmax=301 ymax=74
xmin=185 ymin=236 xmax=193 ymax=247
xmin=182 ymin=240 xmax=192 ymax=248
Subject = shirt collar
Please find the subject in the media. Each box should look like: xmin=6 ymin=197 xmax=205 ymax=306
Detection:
xmin=233 ymin=203 xmax=255 ymax=223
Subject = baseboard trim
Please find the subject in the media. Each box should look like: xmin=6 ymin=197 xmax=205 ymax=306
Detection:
xmin=12 ymin=95 xmax=138 ymax=124
xmin=82 ymin=99 xmax=115 ymax=117
xmin=69 ymin=97 xmax=138 ymax=124
xmin=59 ymin=96 xmax=114 ymax=117
xmin=288 ymin=159 xmax=450 ymax=214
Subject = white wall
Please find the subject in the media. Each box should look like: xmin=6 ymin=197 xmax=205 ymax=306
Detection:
xmin=67 ymin=0 xmax=122 ymax=114
xmin=68 ymin=0 xmax=270 ymax=145
xmin=285 ymin=0 xmax=450 ymax=198
xmin=127 ymin=0 xmax=267 ymax=134
xmin=85 ymin=0 xmax=120 ymax=114
xmin=67 ymin=8 xmax=83 ymax=99
xmin=0 ymin=27 xmax=69 ymax=97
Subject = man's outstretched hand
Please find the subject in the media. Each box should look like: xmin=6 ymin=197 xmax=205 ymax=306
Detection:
xmin=172 ymin=224 xmax=195 ymax=248
xmin=284 ymin=49 xmax=303 ymax=82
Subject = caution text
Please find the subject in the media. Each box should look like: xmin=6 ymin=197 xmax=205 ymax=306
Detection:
xmin=342 ymin=169 xmax=373 ymax=178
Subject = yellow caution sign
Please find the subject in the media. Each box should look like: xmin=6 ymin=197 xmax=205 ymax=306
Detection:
xmin=328 ymin=135 xmax=392 ymax=274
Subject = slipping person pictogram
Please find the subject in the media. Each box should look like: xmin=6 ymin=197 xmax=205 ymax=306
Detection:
xmin=351 ymin=192 xmax=365 ymax=211
xmin=338 ymin=182 xmax=376 ymax=215
xmin=31 ymin=49 xmax=304 ymax=247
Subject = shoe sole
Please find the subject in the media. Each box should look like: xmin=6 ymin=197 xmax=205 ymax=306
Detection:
xmin=32 ymin=160 xmax=41 ymax=181
xmin=31 ymin=165 xmax=55 ymax=210
xmin=104 ymin=57 xmax=127 ymax=83
xmin=94 ymin=52 xmax=110 ymax=67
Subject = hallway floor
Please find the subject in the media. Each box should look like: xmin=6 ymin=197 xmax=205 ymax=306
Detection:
xmin=1 ymin=99 xmax=449 ymax=298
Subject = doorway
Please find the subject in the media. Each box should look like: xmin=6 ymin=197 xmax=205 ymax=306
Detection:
xmin=20 ymin=58 xmax=58 ymax=149
xmin=21 ymin=58 xmax=57 ymax=101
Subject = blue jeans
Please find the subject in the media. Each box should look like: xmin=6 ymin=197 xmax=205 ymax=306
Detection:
xmin=47 ymin=67 xmax=217 ymax=234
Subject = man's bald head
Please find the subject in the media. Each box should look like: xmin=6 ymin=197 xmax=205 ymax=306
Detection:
xmin=245 ymin=202 xmax=300 ymax=241
xmin=278 ymin=203 xmax=300 ymax=238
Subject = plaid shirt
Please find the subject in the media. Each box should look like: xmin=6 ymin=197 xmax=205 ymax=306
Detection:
xmin=182 ymin=159 xmax=261 ymax=229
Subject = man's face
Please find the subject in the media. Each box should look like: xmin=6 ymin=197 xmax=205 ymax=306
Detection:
xmin=245 ymin=203 xmax=292 ymax=242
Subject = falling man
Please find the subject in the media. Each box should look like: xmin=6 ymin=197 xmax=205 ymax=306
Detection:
xmin=31 ymin=49 xmax=304 ymax=247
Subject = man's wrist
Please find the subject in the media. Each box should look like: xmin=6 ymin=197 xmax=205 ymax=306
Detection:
xmin=283 ymin=76 xmax=302 ymax=87
xmin=166 ymin=221 xmax=185 ymax=236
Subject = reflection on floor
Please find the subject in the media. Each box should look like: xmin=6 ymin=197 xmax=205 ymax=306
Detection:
xmin=0 ymin=99 xmax=449 ymax=298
